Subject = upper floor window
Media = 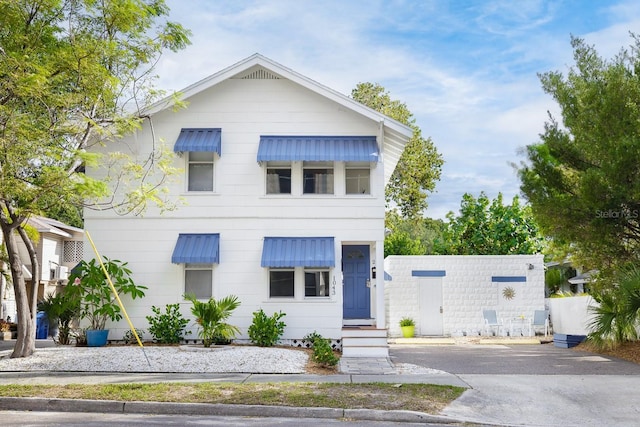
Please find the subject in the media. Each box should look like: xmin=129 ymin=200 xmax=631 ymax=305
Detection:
xmin=303 ymin=162 xmax=333 ymax=194
xmin=345 ymin=165 xmax=371 ymax=195
xmin=188 ymin=152 xmax=214 ymax=192
xmin=266 ymin=163 xmax=291 ymax=194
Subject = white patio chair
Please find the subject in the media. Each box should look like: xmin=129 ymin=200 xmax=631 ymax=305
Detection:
xmin=531 ymin=310 xmax=549 ymax=337
xmin=482 ymin=309 xmax=503 ymax=336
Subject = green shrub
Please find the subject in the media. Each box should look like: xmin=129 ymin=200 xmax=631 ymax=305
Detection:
xmin=303 ymin=331 xmax=322 ymax=348
xmin=146 ymin=303 xmax=189 ymax=344
xmin=248 ymin=309 xmax=286 ymax=347
xmin=400 ymin=317 xmax=415 ymax=327
xmin=304 ymin=331 xmax=339 ymax=367
xmin=122 ymin=328 xmax=145 ymax=345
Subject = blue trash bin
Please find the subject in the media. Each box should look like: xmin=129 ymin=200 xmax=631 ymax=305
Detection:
xmin=36 ymin=312 xmax=48 ymax=339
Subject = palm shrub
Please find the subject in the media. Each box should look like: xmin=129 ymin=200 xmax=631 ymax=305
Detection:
xmin=588 ymin=264 xmax=640 ymax=349
xmin=184 ymin=294 xmax=241 ymax=347
xmin=37 ymin=291 xmax=80 ymax=345
xmin=248 ymin=309 xmax=286 ymax=347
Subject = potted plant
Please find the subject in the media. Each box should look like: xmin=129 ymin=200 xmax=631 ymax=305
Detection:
xmin=67 ymin=257 xmax=147 ymax=347
xmin=184 ymin=293 xmax=241 ymax=347
xmin=400 ymin=317 xmax=415 ymax=338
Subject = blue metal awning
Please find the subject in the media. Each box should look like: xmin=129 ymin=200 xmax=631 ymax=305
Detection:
xmin=173 ymin=128 xmax=222 ymax=155
xmin=261 ymin=237 xmax=335 ymax=268
xmin=172 ymin=233 xmax=220 ymax=264
xmin=257 ymin=136 xmax=379 ymax=162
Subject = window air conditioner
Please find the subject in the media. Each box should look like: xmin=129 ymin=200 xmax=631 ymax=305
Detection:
xmin=56 ymin=266 xmax=69 ymax=280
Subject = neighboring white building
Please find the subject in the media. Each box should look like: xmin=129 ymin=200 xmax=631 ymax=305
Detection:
xmin=1 ymin=216 xmax=84 ymax=322
xmin=384 ymin=255 xmax=545 ymax=337
xmin=84 ymin=54 xmax=411 ymax=356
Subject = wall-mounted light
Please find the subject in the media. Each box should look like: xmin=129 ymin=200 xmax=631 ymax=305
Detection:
xmin=372 ymin=260 xmax=376 ymax=279
xmin=527 ymin=263 xmax=534 ymax=270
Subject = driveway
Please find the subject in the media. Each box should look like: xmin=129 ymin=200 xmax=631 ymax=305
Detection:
xmin=390 ymin=342 xmax=640 ymax=426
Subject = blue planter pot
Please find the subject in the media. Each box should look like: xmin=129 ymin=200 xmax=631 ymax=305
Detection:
xmin=86 ymin=329 xmax=109 ymax=347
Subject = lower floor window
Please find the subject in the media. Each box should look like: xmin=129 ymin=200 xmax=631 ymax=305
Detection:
xmin=268 ymin=268 xmax=331 ymax=298
xmin=269 ymin=270 xmax=294 ymax=297
xmin=305 ymin=270 xmax=330 ymax=297
xmin=185 ymin=264 xmax=213 ymax=299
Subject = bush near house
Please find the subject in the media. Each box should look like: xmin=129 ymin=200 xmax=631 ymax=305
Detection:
xmin=248 ymin=309 xmax=286 ymax=347
xmin=304 ymin=331 xmax=339 ymax=367
xmin=146 ymin=303 xmax=189 ymax=344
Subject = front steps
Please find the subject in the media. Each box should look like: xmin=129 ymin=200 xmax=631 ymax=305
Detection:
xmin=341 ymin=326 xmax=389 ymax=357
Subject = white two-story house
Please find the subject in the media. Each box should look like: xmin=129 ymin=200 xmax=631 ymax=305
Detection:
xmin=84 ymin=54 xmax=411 ymax=357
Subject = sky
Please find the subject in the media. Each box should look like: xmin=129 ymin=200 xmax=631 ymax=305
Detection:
xmin=157 ymin=0 xmax=640 ymax=219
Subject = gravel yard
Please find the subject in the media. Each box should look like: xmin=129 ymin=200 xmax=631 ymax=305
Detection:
xmin=0 ymin=344 xmax=446 ymax=375
xmin=0 ymin=345 xmax=309 ymax=374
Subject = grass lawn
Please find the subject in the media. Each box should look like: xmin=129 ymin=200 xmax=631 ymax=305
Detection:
xmin=0 ymin=382 xmax=465 ymax=414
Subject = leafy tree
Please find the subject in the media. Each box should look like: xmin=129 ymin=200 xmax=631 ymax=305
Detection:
xmin=517 ymin=35 xmax=640 ymax=273
xmin=384 ymin=231 xmax=426 ymax=257
xmin=384 ymin=209 xmax=446 ymax=256
xmin=0 ymin=0 xmax=190 ymax=357
xmin=351 ymin=83 xmax=443 ymax=219
xmin=436 ymin=192 xmax=544 ymax=255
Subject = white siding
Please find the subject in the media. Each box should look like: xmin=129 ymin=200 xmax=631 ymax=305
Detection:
xmin=85 ymin=78 xmax=387 ymax=340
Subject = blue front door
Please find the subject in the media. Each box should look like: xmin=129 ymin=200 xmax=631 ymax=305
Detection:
xmin=342 ymin=245 xmax=370 ymax=319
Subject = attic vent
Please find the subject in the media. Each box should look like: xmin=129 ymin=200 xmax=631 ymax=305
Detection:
xmin=63 ymin=240 xmax=84 ymax=263
xmin=240 ymin=69 xmax=280 ymax=80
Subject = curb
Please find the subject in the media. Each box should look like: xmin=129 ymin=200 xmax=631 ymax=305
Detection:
xmin=0 ymin=396 xmax=462 ymax=424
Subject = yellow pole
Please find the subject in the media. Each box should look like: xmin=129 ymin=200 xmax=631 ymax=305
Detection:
xmin=85 ymin=231 xmax=147 ymax=357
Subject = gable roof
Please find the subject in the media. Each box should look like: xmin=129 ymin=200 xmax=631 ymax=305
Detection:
xmin=145 ymin=54 xmax=412 ymax=183
xmin=27 ymin=216 xmax=84 ymax=239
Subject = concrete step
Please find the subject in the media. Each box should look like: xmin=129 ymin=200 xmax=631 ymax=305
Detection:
xmin=341 ymin=327 xmax=389 ymax=358
xmin=342 ymin=337 xmax=389 ymax=349
xmin=342 ymin=345 xmax=389 ymax=358
xmin=341 ymin=327 xmax=387 ymax=338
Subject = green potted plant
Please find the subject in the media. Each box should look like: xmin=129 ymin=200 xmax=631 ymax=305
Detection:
xmin=400 ymin=317 xmax=415 ymax=338
xmin=67 ymin=257 xmax=147 ymax=347
xmin=184 ymin=294 xmax=241 ymax=347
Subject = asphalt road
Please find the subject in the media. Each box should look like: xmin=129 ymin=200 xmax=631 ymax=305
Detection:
xmin=391 ymin=342 xmax=640 ymax=426
xmin=389 ymin=342 xmax=640 ymax=375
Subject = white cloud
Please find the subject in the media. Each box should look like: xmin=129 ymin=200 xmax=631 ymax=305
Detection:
xmin=156 ymin=0 xmax=637 ymax=219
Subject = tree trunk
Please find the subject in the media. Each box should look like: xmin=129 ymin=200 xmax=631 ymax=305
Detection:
xmin=0 ymin=218 xmax=35 ymax=358
xmin=0 ymin=272 xmax=5 ymax=320
xmin=17 ymin=226 xmax=40 ymax=324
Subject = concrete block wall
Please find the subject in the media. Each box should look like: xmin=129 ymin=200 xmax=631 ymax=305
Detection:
xmin=385 ymin=255 xmax=545 ymax=337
